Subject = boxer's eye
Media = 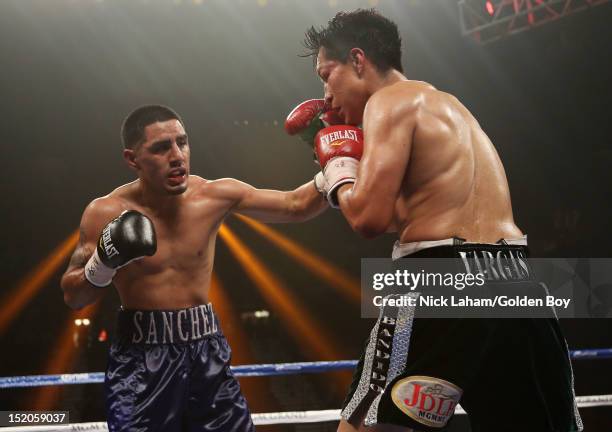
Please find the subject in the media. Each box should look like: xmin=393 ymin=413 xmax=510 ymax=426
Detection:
xmin=150 ymin=140 xmax=171 ymax=154
xmin=317 ymin=69 xmax=328 ymax=83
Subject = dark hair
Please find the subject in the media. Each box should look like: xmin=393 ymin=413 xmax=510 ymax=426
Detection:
xmin=121 ymin=105 xmax=184 ymax=149
xmin=303 ymin=9 xmax=403 ymax=73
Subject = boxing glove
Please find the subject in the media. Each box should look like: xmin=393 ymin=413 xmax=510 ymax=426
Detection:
xmin=85 ymin=210 xmax=157 ymax=287
xmin=313 ymin=125 xmax=364 ymax=208
xmin=284 ymin=99 xmax=344 ymax=147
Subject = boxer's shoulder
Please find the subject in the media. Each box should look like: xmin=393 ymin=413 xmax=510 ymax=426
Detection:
xmin=183 ymin=176 xmax=225 ymax=204
xmin=363 ymin=82 xmax=428 ymax=131
xmin=374 ymin=80 xmax=435 ymax=100
xmin=187 ymin=174 xmax=207 ymax=186
xmin=106 ymin=181 xmax=141 ymax=205
xmin=365 ymin=81 xmax=429 ymax=118
xmin=83 ymin=184 xmax=133 ymax=225
xmin=186 ymin=177 xmax=252 ymax=214
xmin=78 ymin=197 xmax=125 ymax=242
xmin=197 ymin=177 xmax=250 ymax=199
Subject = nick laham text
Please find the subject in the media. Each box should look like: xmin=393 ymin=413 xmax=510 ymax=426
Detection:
xmin=373 ymin=295 xmax=571 ymax=309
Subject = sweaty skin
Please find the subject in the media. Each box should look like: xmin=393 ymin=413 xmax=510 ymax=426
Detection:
xmin=317 ymin=48 xmax=523 ymax=244
xmin=61 ymin=120 xmax=327 ymax=310
xmin=316 ymin=46 xmax=524 ymax=432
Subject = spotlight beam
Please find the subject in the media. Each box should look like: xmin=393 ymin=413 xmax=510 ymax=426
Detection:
xmin=234 ymin=214 xmax=360 ymax=304
xmin=209 ymin=273 xmax=278 ymax=413
xmin=218 ymin=224 xmax=342 ymax=361
xmin=0 ymin=230 xmax=79 ymax=336
xmin=31 ymin=303 xmax=101 ymax=411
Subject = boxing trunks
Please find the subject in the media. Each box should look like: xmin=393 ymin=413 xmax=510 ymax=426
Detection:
xmin=105 ymin=303 xmax=254 ymax=432
xmin=341 ymin=237 xmax=583 ymax=431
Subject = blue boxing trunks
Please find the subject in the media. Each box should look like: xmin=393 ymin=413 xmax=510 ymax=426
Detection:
xmin=341 ymin=237 xmax=583 ymax=432
xmin=105 ymin=303 xmax=254 ymax=432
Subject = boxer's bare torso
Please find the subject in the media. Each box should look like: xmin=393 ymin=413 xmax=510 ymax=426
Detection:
xmin=382 ymin=81 xmax=522 ymax=244
xmin=63 ymin=173 xmax=326 ymax=310
xmin=83 ymin=177 xmax=233 ymax=309
xmin=61 ymin=117 xmax=326 ymax=311
xmin=338 ymin=79 xmax=523 ymax=244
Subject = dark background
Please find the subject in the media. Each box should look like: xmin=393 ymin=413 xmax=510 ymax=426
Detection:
xmin=0 ymin=0 xmax=611 ymax=430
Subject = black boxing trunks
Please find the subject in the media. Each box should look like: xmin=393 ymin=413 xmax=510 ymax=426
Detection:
xmin=105 ymin=303 xmax=254 ymax=432
xmin=341 ymin=237 xmax=583 ymax=432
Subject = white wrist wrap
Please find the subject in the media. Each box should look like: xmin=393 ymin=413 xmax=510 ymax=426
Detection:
xmin=323 ymin=157 xmax=358 ymax=208
xmin=314 ymin=171 xmax=328 ymax=195
xmin=84 ymin=249 xmax=116 ymax=288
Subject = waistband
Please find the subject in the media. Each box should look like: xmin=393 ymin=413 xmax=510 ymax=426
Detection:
xmin=392 ymin=235 xmax=528 ymax=260
xmin=116 ymin=303 xmax=219 ymax=345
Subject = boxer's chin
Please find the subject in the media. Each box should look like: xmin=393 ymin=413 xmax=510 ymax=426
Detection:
xmin=167 ymin=184 xmax=188 ymax=195
xmin=165 ymin=173 xmax=189 ymax=195
xmin=164 ymin=180 xmax=188 ymax=195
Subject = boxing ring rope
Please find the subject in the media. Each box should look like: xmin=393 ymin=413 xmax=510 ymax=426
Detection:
xmin=1 ymin=348 xmax=611 ymax=429
xmin=0 ymin=360 xmax=358 ymax=389
xmin=2 ymin=348 xmax=612 ymax=389
xmin=3 ymin=394 xmax=612 ymax=431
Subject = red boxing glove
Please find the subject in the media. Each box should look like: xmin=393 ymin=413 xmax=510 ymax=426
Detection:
xmin=313 ymin=125 xmax=363 ymax=208
xmin=285 ymin=99 xmax=344 ymax=146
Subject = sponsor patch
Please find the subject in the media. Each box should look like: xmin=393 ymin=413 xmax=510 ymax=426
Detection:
xmin=391 ymin=376 xmax=462 ymax=428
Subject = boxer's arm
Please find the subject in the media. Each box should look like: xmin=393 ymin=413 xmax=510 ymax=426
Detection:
xmin=337 ymin=90 xmax=416 ymax=237
xmin=60 ymin=198 xmax=120 ymax=309
xmin=212 ymin=178 xmax=328 ymax=223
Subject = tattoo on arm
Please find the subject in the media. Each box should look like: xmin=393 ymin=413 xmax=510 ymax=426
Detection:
xmin=67 ymin=247 xmax=89 ymax=269
xmin=67 ymin=227 xmax=92 ymax=270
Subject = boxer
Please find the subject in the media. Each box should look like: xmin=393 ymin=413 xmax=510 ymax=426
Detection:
xmin=61 ymin=105 xmax=328 ymax=431
xmin=288 ymin=9 xmax=583 ymax=432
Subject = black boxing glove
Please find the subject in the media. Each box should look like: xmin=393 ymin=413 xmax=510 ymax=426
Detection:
xmin=84 ymin=210 xmax=157 ymax=287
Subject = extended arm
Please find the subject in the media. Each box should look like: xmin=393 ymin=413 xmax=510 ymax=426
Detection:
xmin=212 ymin=178 xmax=328 ymax=223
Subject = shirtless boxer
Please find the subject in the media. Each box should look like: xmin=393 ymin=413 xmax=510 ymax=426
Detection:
xmin=60 ymin=105 xmax=328 ymax=431
xmin=287 ymin=9 xmax=582 ymax=432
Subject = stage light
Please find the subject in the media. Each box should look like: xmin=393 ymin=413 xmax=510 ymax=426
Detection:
xmin=0 ymin=230 xmax=79 ymax=336
xmin=33 ymin=303 xmax=101 ymax=410
xmin=82 ymin=318 xmax=90 ymax=326
xmin=209 ymin=273 xmax=279 ymax=413
xmin=74 ymin=319 xmax=82 ymax=326
xmin=241 ymin=310 xmax=271 ymax=320
xmin=218 ymin=224 xmax=342 ymax=361
xmin=235 ymin=214 xmax=360 ymax=304
xmin=218 ymin=224 xmax=351 ymax=397
xmin=486 ymin=0 xmax=495 ymax=16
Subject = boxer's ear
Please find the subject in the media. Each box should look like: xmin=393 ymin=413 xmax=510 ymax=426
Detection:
xmin=349 ymin=48 xmax=365 ymax=76
xmin=123 ymin=148 xmax=139 ymax=170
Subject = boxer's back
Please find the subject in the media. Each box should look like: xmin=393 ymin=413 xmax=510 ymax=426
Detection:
xmin=392 ymin=81 xmax=522 ymax=243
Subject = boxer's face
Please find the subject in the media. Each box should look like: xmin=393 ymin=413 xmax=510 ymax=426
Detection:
xmin=317 ymin=47 xmax=368 ymax=126
xmin=125 ymin=119 xmax=191 ymax=195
